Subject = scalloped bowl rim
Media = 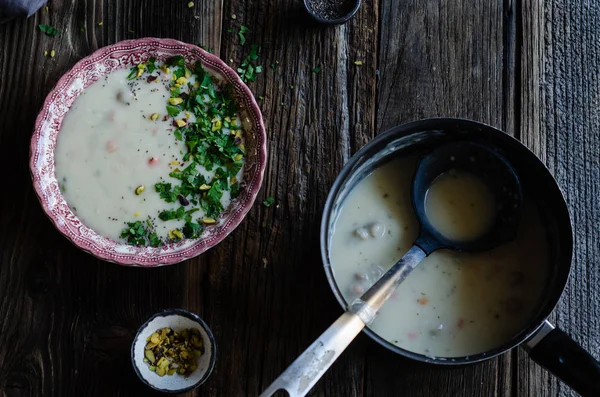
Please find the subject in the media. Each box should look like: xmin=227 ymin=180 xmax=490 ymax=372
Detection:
xmin=30 ymin=38 xmax=267 ymax=267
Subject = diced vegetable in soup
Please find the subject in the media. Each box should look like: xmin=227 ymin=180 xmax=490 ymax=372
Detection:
xmin=55 ymin=56 xmax=246 ymax=247
xmin=329 ymin=157 xmax=548 ymax=357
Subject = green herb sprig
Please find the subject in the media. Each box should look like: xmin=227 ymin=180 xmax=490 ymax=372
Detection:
xmin=120 ymin=220 xmax=161 ymax=247
xmin=38 ymin=24 xmax=59 ymax=36
xmin=119 ymin=55 xmax=246 ymax=246
xmin=237 ymin=45 xmax=262 ymax=83
xmin=238 ymin=25 xmax=249 ymax=46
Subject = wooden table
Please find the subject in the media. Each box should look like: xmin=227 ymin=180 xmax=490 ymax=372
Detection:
xmin=1 ymin=1 xmax=598 ymax=396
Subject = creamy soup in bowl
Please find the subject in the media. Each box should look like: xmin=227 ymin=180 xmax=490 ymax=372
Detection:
xmin=30 ymin=39 xmax=266 ymax=266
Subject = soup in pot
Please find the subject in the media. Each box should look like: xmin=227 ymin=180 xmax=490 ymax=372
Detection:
xmin=329 ymin=156 xmax=548 ymax=357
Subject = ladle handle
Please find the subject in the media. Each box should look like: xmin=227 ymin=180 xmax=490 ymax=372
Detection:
xmin=261 ymin=245 xmax=428 ymax=397
xmin=259 ymin=311 xmax=365 ymax=397
xmin=526 ymin=320 xmax=600 ymax=396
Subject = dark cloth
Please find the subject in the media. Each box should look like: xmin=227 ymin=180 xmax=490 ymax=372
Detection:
xmin=0 ymin=0 xmax=47 ymax=24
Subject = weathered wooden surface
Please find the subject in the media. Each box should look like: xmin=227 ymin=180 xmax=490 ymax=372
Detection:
xmin=0 ymin=0 xmax=598 ymax=396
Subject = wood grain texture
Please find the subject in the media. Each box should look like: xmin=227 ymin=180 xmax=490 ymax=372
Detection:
xmin=0 ymin=0 xmax=598 ymax=396
xmin=369 ymin=1 xmax=513 ymax=396
xmin=517 ymin=1 xmax=600 ymax=397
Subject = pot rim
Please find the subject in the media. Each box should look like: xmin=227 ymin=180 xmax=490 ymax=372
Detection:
xmin=319 ymin=117 xmax=574 ymax=365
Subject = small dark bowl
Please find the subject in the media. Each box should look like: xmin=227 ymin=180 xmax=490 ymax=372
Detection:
xmin=303 ymin=0 xmax=362 ymax=25
xmin=131 ymin=309 xmax=216 ymax=393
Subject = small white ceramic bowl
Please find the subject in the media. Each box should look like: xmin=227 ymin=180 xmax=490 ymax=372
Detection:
xmin=131 ymin=309 xmax=216 ymax=393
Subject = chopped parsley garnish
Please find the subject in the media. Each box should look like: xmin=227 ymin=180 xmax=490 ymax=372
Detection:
xmin=237 ymin=45 xmax=262 ymax=83
xmin=263 ymin=196 xmax=275 ymax=207
xmin=38 ymin=24 xmax=59 ymax=36
xmin=312 ymin=67 xmax=321 ymax=73
xmin=127 ymin=57 xmax=157 ymax=80
xmin=166 ymin=55 xmax=185 ymax=67
xmin=166 ymin=104 xmax=180 ymax=117
xmin=146 ymin=57 xmax=157 ymax=73
xmin=238 ymin=25 xmax=249 ymax=45
xmin=120 ymin=220 xmax=161 ymax=247
xmin=120 ymin=55 xmax=246 ymax=246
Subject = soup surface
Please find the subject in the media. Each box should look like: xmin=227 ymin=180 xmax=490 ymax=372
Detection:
xmin=425 ymin=171 xmax=496 ymax=242
xmin=55 ymin=57 xmax=246 ymax=246
xmin=329 ymin=157 xmax=548 ymax=357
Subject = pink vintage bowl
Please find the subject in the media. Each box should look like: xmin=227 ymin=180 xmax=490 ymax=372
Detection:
xmin=30 ymin=38 xmax=267 ymax=266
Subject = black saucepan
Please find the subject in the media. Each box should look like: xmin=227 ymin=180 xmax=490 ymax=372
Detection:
xmin=320 ymin=118 xmax=600 ymax=396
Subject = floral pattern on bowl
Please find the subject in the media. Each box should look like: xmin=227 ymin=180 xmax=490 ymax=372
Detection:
xmin=30 ymin=38 xmax=266 ymax=266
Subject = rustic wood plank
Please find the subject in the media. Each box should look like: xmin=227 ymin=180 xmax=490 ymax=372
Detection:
xmin=376 ymin=0 xmax=508 ymax=134
xmin=182 ymin=0 xmax=380 ymax=395
xmin=370 ymin=1 xmax=515 ymax=396
xmin=518 ymin=1 xmax=600 ymax=396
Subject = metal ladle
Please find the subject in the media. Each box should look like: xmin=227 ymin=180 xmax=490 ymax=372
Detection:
xmin=261 ymin=141 xmax=522 ymax=397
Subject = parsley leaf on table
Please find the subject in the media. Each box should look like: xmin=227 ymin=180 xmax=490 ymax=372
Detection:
xmin=263 ymin=196 xmax=275 ymax=207
xmin=237 ymin=45 xmax=262 ymax=83
xmin=238 ymin=25 xmax=249 ymax=45
xmin=38 ymin=24 xmax=59 ymax=36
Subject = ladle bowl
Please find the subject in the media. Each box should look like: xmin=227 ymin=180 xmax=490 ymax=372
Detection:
xmin=413 ymin=141 xmax=522 ymax=254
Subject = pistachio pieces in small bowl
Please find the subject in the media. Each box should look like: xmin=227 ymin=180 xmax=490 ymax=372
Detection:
xmin=131 ymin=309 xmax=216 ymax=393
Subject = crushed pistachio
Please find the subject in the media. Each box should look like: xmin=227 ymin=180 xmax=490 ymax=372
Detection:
xmin=98 ymin=21 xmax=103 ymax=26
xmin=188 ymin=1 xmax=194 ymax=7
xmin=168 ymin=229 xmax=183 ymax=240
xmin=199 ymin=184 xmax=211 ymax=191
xmin=50 ymin=49 xmax=55 ymax=58
xmin=168 ymin=97 xmax=184 ymax=106
xmin=211 ymin=119 xmax=222 ymax=131
xmin=144 ymin=328 xmax=203 ymax=377
xmin=150 ymin=113 xmax=160 ymax=121
xmin=135 ymin=185 xmax=145 ymax=195
xmin=354 ymin=60 xmax=363 ymax=66
xmin=202 ymin=218 xmax=216 ymax=225
xmin=175 ymin=119 xmax=187 ymax=127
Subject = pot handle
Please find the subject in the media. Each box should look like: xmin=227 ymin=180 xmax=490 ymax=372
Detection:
xmin=526 ymin=320 xmax=600 ymax=396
